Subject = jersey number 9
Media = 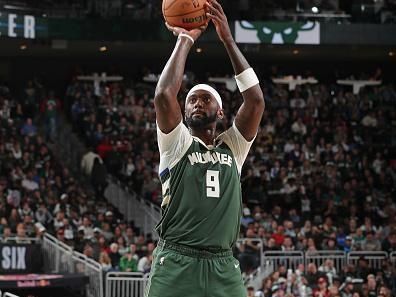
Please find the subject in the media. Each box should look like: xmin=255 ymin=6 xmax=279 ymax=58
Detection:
xmin=206 ymin=170 xmax=220 ymax=198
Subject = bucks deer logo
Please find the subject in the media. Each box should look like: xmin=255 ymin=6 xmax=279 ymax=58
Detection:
xmin=235 ymin=21 xmax=320 ymax=44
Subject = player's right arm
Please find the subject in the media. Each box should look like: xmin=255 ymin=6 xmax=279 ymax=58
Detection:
xmin=154 ymin=24 xmax=207 ymax=134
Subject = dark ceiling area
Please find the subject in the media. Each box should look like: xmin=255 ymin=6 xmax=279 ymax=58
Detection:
xmin=0 ymin=35 xmax=394 ymax=91
xmin=0 ymin=38 xmax=394 ymax=61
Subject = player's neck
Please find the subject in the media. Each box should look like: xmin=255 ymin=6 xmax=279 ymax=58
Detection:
xmin=190 ymin=126 xmax=217 ymax=146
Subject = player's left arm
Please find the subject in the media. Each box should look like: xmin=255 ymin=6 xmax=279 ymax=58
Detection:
xmin=206 ymin=0 xmax=264 ymax=141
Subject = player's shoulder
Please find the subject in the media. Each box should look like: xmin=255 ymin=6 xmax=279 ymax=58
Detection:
xmin=217 ymin=123 xmax=241 ymax=143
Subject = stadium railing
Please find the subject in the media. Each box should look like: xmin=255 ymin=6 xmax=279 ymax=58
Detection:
xmin=244 ymin=262 xmax=274 ymax=289
xmin=105 ymin=272 xmax=149 ymax=297
xmin=104 ymin=266 xmax=271 ymax=297
xmin=42 ymin=233 xmax=104 ymax=297
xmin=391 ymin=251 xmax=396 ymax=266
xmin=347 ymin=251 xmax=389 ymax=270
xmin=0 ymin=237 xmax=41 ymax=243
xmin=103 ymin=239 xmax=266 ymax=297
xmin=305 ymin=250 xmax=347 ymax=274
xmin=251 ymin=250 xmax=394 ymax=292
xmin=235 ymin=238 xmax=264 ymax=267
xmin=263 ymin=250 xmax=391 ymax=273
xmin=263 ymin=250 xmax=304 ymax=271
xmin=104 ymin=179 xmax=161 ymax=239
xmin=42 ymin=233 xmax=74 ymax=273
xmin=71 ymin=252 xmax=104 ymax=297
xmin=94 ymin=250 xmax=396 ymax=297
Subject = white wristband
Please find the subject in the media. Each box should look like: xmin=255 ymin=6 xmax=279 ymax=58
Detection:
xmin=178 ymin=33 xmax=194 ymax=45
xmin=235 ymin=68 xmax=259 ymax=92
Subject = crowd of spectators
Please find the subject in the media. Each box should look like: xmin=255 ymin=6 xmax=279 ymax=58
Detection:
xmin=65 ymin=66 xmax=395 ymax=295
xmin=248 ymin=263 xmax=394 ymax=297
xmin=0 ymin=79 xmax=154 ymax=275
xmin=1 ymin=62 xmax=395 ymax=295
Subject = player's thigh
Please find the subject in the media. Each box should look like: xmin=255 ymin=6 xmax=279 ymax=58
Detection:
xmin=209 ymin=257 xmax=246 ymax=297
xmin=145 ymin=249 xmax=203 ymax=297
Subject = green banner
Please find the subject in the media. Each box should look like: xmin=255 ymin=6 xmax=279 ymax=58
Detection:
xmin=234 ymin=21 xmax=320 ymax=45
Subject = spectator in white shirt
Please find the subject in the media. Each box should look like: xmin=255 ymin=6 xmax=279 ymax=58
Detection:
xmin=53 ymin=211 xmax=65 ymax=230
xmin=21 ymin=171 xmax=39 ymax=191
xmin=81 ymin=149 xmax=102 ymax=176
xmin=138 ymin=254 xmax=153 ymax=274
xmin=318 ymin=259 xmax=337 ymax=278
xmin=361 ymin=111 xmax=377 ymax=127
xmin=291 ymin=118 xmax=307 ymax=135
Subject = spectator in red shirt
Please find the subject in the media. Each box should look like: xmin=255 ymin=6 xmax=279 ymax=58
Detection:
xmin=272 ymin=225 xmax=285 ymax=247
xmin=313 ymin=277 xmax=330 ymax=297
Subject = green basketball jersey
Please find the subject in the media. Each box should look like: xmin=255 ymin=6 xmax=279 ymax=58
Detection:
xmin=156 ymin=121 xmax=253 ymax=249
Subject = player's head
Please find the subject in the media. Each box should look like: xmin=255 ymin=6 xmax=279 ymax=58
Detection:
xmin=185 ymin=84 xmax=224 ymax=128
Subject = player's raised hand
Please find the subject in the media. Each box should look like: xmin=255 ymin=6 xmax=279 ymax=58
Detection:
xmin=165 ymin=22 xmax=208 ymax=43
xmin=205 ymin=0 xmax=233 ymax=43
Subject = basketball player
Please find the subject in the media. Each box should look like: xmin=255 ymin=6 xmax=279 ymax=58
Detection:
xmin=145 ymin=1 xmax=264 ymax=296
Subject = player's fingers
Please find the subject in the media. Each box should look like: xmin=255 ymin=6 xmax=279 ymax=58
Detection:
xmin=210 ymin=0 xmax=225 ymax=15
xmin=206 ymin=12 xmax=221 ymax=23
xmin=165 ymin=22 xmax=183 ymax=36
xmin=204 ymin=2 xmax=220 ymax=16
xmin=198 ymin=22 xmax=209 ymax=31
xmin=208 ymin=17 xmax=221 ymax=30
xmin=165 ymin=22 xmax=183 ymax=31
xmin=206 ymin=11 xmax=221 ymax=20
xmin=206 ymin=2 xmax=226 ymax=23
xmin=165 ymin=22 xmax=176 ymax=33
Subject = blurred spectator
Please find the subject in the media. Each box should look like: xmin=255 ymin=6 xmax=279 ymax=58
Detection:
xmin=241 ymin=207 xmax=254 ymax=228
xmin=362 ymin=230 xmax=381 ymax=251
xmin=313 ymin=276 xmax=331 ymax=297
xmin=83 ymin=243 xmax=94 ymax=258
xmin=108 ymin=242 xmax=121 ymax=270
xmin=366 ymin=274 xmax=377 ymax=297
xmin=35 ymin=202 xmax=53 ymax=226
xmin=318 ymin=259 xmax=337 ymax=279
xmin=81 ymin=148 xmax=103 ymax=177
xmin=138 ymin=254 xmax=153 ymax=274
xmin=237 ymin=229 xmax=261 ymax=274
xmin=56 ymin=228 xmax=66 ymax=243
xmin=119 ymin=248 xmax=138 ymax=272
xmin=306 ymin=263 xmax=324 ymax=286
xmin=20 ymin=118 xmax=37 ymax=137
xmin=91 ymin=157 xmax=108 ymax=199
xmin=99 ymin=251 xmax=112 ymax=272
xmin=247 ymin=285 xmax=255 ymax=297
xmin=40 ymin=91 xmax=60 ymax=142
xmin=16 ymin=222 xmax=31 ymax=243
xmin=381 ymin=230 xmax=396 ymax=253
xmin=355 ymin=258 xmax=373 ymax=280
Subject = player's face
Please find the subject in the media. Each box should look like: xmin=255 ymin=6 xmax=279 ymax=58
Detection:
xmin=185 ymin=90 xmax=221 ymax=128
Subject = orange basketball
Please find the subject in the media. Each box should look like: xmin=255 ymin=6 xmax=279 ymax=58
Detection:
xmin=162 ymin=0 xmax=208 ymax=30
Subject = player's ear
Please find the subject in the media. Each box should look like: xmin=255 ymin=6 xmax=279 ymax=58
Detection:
xmin=217 ymin=109 xmax=224 ymax=120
